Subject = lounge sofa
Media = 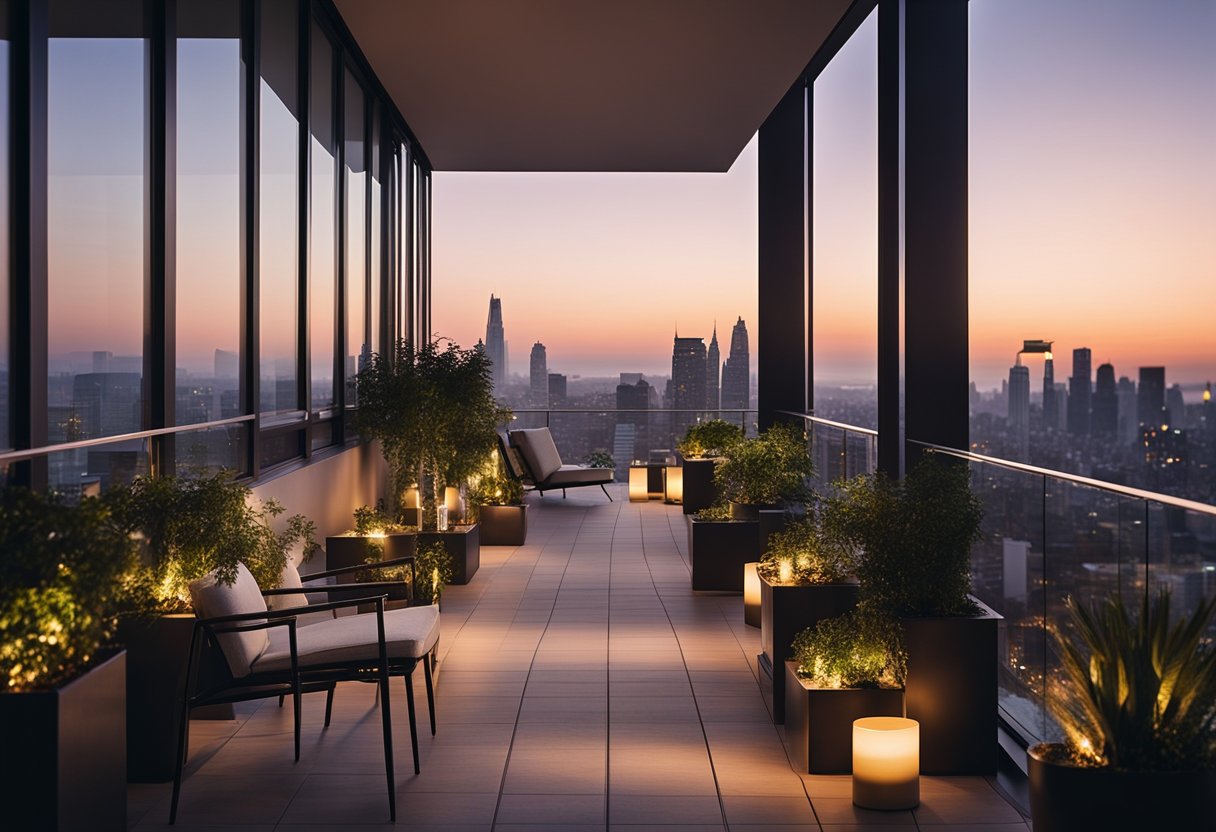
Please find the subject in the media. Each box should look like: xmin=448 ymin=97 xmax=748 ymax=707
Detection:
xmin=501 ymin=427 xmax=614 ymax=500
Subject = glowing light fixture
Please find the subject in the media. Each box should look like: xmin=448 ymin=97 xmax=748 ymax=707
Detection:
xmin=777 ymin=557 xmax=794 ymax=585
xmin=743 ymin=562 xmax=761 ymax=627
xmin=629 ymin=465 xmax=649 ymax=502
xmin=444 ymin=486 xmax=463 ymax=522
xmin=664 ymin=466 xmax=684 ymax=504
xmin=852 ymin=717 xmax=919 ymax=810
xmin=436 ymin=504 xmax=449 ymax=532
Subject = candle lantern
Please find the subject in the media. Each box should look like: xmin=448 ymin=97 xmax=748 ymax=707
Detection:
xmin=852 ymin=717 xmax=919 ymax=810
xmin=664 ymin=466 xmax=684 ymax=504
xmin=743 ymin=562 xmax=761 ymax=627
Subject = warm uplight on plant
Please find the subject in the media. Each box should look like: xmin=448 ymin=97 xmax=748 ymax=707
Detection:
xmin=777 ymin=558 xmax=794 ymax=584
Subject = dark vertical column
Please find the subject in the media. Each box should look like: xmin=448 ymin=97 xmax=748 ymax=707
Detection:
xmin=403 ymin=156 xmax=413 ymax=346
xmin=297 ymin=0 xmax=310 ymax=449
xmin=757 ymin=81 xmax=806 ymax=430
xmin=333 ymin=48 xmax=345 ymax=434
xmin=242 ymin=0 xmax=261 ymax=477
xmin=804 ymin=83 xmax=814 ymax=412
xmin=876 ymin=0 xmax=901 ymax=476
xmin=147 ymin=0 xmax=176 ymax=475
xmin=903 ymin=0 xmax=968 ymax=462
xmin=11 ymin=0 xmax=48 ymax=488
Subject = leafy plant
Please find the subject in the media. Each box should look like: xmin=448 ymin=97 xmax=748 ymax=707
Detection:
xmin=757 ymin=516 xmax=856 ymax=585
xmin=467 ymin=452 xmax=524 ymax=519
xmin=1 ymin=487 xmax=140 ymax=691
xmin=677 ymin=419 xmax=743 ymax=459
xmin=414 ymin=542 xmax=455 ymax=604
xmin=714 ymin=422 xmax=813 ymax=506
xmin=586 ymin=449 xmax=615 ymax=469
xmin=355 ymin=339 xmax=509 ymax=530
xmin=829 ymin=457 xmax=982 ymax=618
xmin=693 ymin=503 xmax=733 ymax=521
xmin=1044 ymin=589 xmax=1216 ymax=771
xmin=104 ymin=472 xmax=319 ymax=614
xmin=348 ymin=501 xmax=412 ymax=563
xmin=792 ymin=609 xmax=906 ymax=689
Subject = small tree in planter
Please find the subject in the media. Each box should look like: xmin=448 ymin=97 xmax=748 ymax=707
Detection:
xmin=0 ymin=486 xmax=139 ymax=828
xmin=1028 ymin=590 xmax=1216 ymax=830
xmin=686 ymin=502 xmax=764 ymax=592
xmin=784 ymin=609 xmax=906 ymax=773
xmin=677 ymin=419 xmax=743 ymax=460
xmin=469 ymin=453 xmax=528 ymax=546
xmin=714 ymin=422 xmax=813 ymax=520
xmin=413 ymin=541 xmax=456 ymax=606
xmin=756 ymin=516 xmax=860 ymax=723
xmin=829 ymin=456 xmax=996 ymax=774
xmin=325 ymin=502 xmax=416 ymax=573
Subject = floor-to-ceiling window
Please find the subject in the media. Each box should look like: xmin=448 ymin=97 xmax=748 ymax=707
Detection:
xmin=309 ymin=20 xmax=338 ymax=449
xmin=343 ymin=67 xmax=366 ymax=413
xmin=0 ymin=1 xmax=9 ymax=457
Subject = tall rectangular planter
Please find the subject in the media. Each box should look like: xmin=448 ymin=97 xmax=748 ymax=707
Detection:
xmin=902 ymin=596 xmax=1001 ymax=774
xmin=681 ymin=458 xmax=720 ymax=515
xmin=783 ymin=662 xmax=904 ymax=773
xmin=417 ymin=523 xmax=480 ymax=585
xmin=479 ymin=505 xmax=528 ymax=546
xmin=0 ymin=651 xmax=127 ymax=831
xmin=758 ymin=579 xmax=859 ymax=723
xmin=325 ymin=532 xmax=416 ymax=572
xmin=687 ymin=516 xmax=759 ymax=592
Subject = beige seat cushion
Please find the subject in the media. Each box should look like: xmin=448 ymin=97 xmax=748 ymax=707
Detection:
xmin=509 ymin=428 xmax=564 ymax=481
xmin=253 ymin=605 xmax=440 ymax=673
xmin=266 ymin=562 xmax=310 ymax=612
xmin=545 ymin=465 xmax=614 ymax=486
xmin=188 ymin=563 xmax=270 ymax=678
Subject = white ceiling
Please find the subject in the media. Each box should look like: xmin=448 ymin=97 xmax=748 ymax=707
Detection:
xmin=334 ymin=0 xmax=853 ymax=172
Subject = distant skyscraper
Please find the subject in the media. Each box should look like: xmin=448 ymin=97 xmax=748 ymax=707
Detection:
xmin=529 ymin=342 xmax=548 ymax=407
xmin=706 ymin=325 xmax=720 ymax=411
xmin=1007 ymin=364 xmax=1030 ymax=461
xmin=1117 ymin=376 xmax=1138 ymax=445
xmin=671 ymin=335 xmax=707 ymax=436
xmin=1166 ymin=384 xmax=1186 ymax=428
xmin=548 ymin=372 xmax=567 ymax=406
xmin=1138 ymin=367 xmax=1166 ymax=426
xmin=1042 ymin=354 xmax=1057 ymax=431
xmin=1092 ymin=363 xmax=1117 ymax=434
xmin=485 ymin=295 xmax=507 ymax=392
xmin=1067 ymin=347 xmax=1092 ymax=435
xmin=720 ymin=317 xmax=750 ymax=410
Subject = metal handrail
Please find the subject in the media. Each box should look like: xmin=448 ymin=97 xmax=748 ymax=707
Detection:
xmin=780 ymin=410 xmax=879 ymax=437
xmin=0 ymin=414 xmax=256 ymax=465
xmin=508 ymin=409 xmax=755 ymax=414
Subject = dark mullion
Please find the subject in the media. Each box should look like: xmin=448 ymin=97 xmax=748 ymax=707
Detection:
xmin=362 ymin=90 xmax=371 ymax=365
xmin=297 ymin=0 xmax=310 ymax=457
xmin=424 ymin=171 xmax=432 ymax=344
xmin=147 ymin=0 xmax=177 ymax=477
xmin=242 ymin=0 xmax=261 ymax=478
xmin=876 ymin=0 xmax=901 ymax=477
xmin=333 ymin=48 xmax=345 ymax=439
xmin=403 ymin=150 xmax=414 ymax=346
xmin=11 ymin=0 xmax=49 ymax=489
xmin=805 ymin=81 xmax=813 ymax=416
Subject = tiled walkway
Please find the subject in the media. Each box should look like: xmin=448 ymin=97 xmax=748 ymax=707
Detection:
xmin=130 ymin=487 xmax=1030 ymax=831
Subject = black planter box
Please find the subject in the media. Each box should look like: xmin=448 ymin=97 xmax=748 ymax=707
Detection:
xmin=1028 ymin=744 xmax=1216 ymax=831
xmin=758 ymin=579 xmax=859 ymax=724
xmin=902 ymin=596 xmax=1001 ymax=774
xmin=687 ymin=516 xmax=759 ymax=592
xmin=682 ymin=458 xmax=720 ymax=515
xmin=757 ymin=509 xmax=789 ymax=556
xmin=417 ymin=523 xmax=480 ymax=585
xmin=783 ymin=662 xmax=904 ymax=773
xmin=325 ymin=532 xmax=416 ymax=572
xmin=0 ymin=651 xmax=127 ymax=831
xmin=479 ymin=505 xmax=528 ymax=546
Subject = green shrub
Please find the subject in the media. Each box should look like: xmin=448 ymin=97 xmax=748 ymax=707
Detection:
xmin=677 ymin=419 xmax=743 ymax=459
xmin=693 ymin=503 xmax=733 ymax=521
xmin=829 ymin=457 xmax=982 ymax=617
xmin=791 ymin=609 xmax=906 ymax=689
xmin=585 ymin=449 xmax=615 ymax=469
xmin=714 ymin=422 xmax=813 ymax=506
xmin=1046 ymin=589 xmax=1216 ymax=771
xmin=1 ymin=487 xmax=140 ymax=691
xmin=414 ymin=542 xmax=455 ymax=604
xmin=757 ymin=516 xmax=856 ymax=585
xmin=468 ymin=452 xmax=524 ymax=518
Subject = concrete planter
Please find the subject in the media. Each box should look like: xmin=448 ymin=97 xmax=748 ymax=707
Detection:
xmin=783 ymin=662 xmax=904 ymax=773
xmin=758 ymin=579 xmax=859 ymax=723
xmin=0 ymin=651 xmax=127 ymax=831
xmin=681 ymin=458 xmax=721 ymax=515
xmin=479 ymin=505 xmax=528 ymax=546
xmin=687 ymin=516 xmax=760 ymax=592
xmin=902 ymin=596 xmax=1002 ymax=774
xmin=417 ymin=523 xmax=480 ymax=585
xmin=324 ymin=532 xmax=416 ymax=571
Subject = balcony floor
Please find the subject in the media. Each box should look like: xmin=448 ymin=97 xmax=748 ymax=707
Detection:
xmin=129 ymin=485 xmax=1029 ymax=830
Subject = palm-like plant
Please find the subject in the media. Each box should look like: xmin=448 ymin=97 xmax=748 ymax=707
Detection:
xmin=1048 ymin=590 xmax=1216 ymax=771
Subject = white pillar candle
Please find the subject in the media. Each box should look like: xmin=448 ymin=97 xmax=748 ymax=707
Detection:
xmin=743 ymin=562 xmax=761 ymax=628
xmin=628 ymin=466 xmax=649 ymax=502
xmin=852 ymin=717 xmax=919 ymax=810
xmin=436 ymin=504 xmax=449 ymax=532
xmin=664 ymin=466 xmax=683 ymax=503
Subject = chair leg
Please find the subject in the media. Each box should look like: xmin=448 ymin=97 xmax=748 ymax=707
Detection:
xmin=169 ymin=627 xmax=201 ymax=825
xmin=423 ymin=653 xmax=436 ymax=735
xmin=278 ymin=694 xmax=284 ymax=708
xmin=324 ymin=683 xmax=336 ymax=728
xmin=601 ymin=483 xmax=613 ymax=501
xmin=292 ymin=677 xmax=302 ymax=762
xmin=563 ymin=488 xmax=567 ymax=498
xmin=404 ymin=670 xmax=421 ymax=775
xmin=378 ymin=667 xmax=396 ymax=822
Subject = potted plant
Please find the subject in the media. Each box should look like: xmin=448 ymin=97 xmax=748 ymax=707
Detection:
xmin=677 ymin=420 xmax=743 ymax=514
xmin=413 ymin=541 xmax=456 ymax=607
xmin=686 ymin=503 xmax=762 ymax=592
xmin=0 ymin=486 xmax=139 ymax=830
xmin=784 ymin=609 xmax=906 ymax=773
xmin=326 ymin=502 xmax=417 ymax=572
xmin=104 ymin=472 xmax=318 ymax=782
xmin=831 ymin=457 xmax=996 ymax=774
xmin=469 ymin=454 xmax=528 ymax=546
xmin=1027 ymin=590 xmax=1216 ymax=830
xmin=757 ymin=515 xmax=860 ymax=724
xmin=714 ymin=422 xmax=813 ymax=520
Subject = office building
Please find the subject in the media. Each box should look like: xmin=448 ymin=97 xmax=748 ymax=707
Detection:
xmin=1042 ymin=353 xmax=1057 ymax=431
xmin=529 ymin=342 xmax=548 ymax=407
xmin=485 ymin=295 xmax=507 ymax=392
xmin=706 ymin=325 xmax=720 ymax=412
xmin=1092 ymin=363 xmax=1117 ymax=434
xmin=1007 ymin=364 xmax=1030 ymax=461
xmin=547 ymin=373 xmax=567 ymax=406
xmin=1067 ymin=347 xmax=1091 ymax=435
xmin=1139 ymin=367 xmax=1167 ymax=426
xmin=720 ymin=317 xmax=750 ymax=410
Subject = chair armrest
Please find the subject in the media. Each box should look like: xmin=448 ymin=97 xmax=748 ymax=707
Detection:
xmin=196 ymin=594 xmax=389 ymax=625
xmin=263 ymin=581 xmax=406 ymax=595
xmin=302 ymin=555 xmax=415 ymax=582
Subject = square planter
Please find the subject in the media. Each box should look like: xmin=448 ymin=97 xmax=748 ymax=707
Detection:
xmin=479 ymin=504 xmax=528 ymax=546
xmin=783 ymin=661 xmax=904 ymax=774
xmin=687 ymin=516 xmax=759 ymax=592
xmin=0 ymin=651 xmax=127 ymax=831
xmin=758 ymin=579 xmax=859 ymax=724
xmin=325 ymin=532 xmax=416 ymax=572
xmin=681 ymin=457 xmax=721 ymax=515
xmin=417 ymin=523 xmax=480 ymax=585
xmin=902 ymin=596 xmax=1002 ymax=774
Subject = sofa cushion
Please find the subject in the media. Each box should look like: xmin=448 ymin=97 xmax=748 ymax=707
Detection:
xmin=509 ymin=428 xmax=563 ymax=481
xmin=253 ymin=605 xmax=440 ymax=673
xmin=188 ymin=563 xmax=270 ymax=678
xmin=266 ymin=562 xmax=311 ymax=612
xmin=545 ymin=465 xmax=615 ymax=486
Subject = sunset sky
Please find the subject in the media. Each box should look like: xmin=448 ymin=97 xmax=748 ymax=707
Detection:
xmin=433 ymin=0 xmax=1214 ymax=392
